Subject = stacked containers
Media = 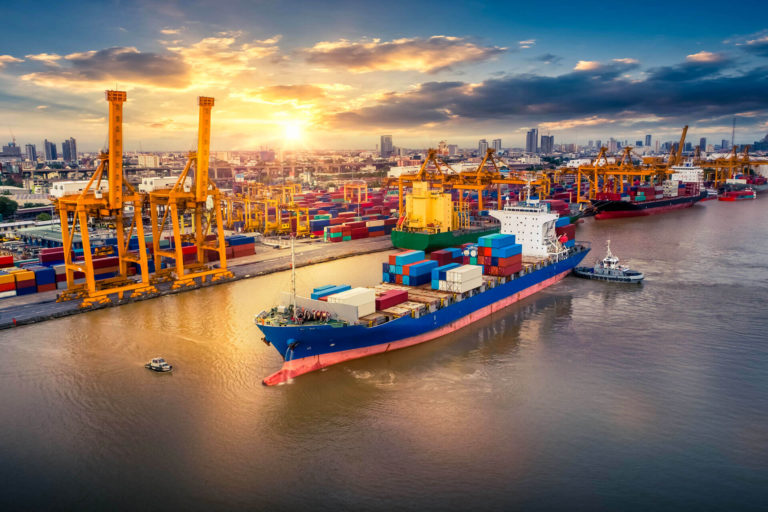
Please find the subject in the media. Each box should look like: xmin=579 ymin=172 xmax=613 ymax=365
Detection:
xmin=462 ymin=243 xmax=479 ymax=265
xmin=227 ymin=235 xmax=256 ymax=259
xmin=429 ymin=248 xmax=463 ymax=266
xmin=477 ymin=234 xmax=523 ymax=276
xmin=29 ymin=265 xmax=56 ymax=292
xmin=383 ymin=250 xmax=429 ymax=284
xmin=401 ymin=259 xmax=438 ymax=286
xmin=0 ymin=254 xmax=13 ymax=267
xmin=327 ymin=287 xmax=376 ymax=318
xmin=431 ymin=262 xmax=461 ymax=290
xmin=0 ymin=270 xmax=16 ymax=298
xmin=9 ymin=267 xmax=37 ymax=295
xmin=444 ymin=265 xmax=483 ymax=293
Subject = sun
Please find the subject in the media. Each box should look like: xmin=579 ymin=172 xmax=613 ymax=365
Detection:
xmin=283 ymin=122 xmax=303 ymax=142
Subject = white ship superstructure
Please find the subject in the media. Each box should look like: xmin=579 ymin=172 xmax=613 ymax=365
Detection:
xmin=489 ymin=197 xmax=559 ymax=257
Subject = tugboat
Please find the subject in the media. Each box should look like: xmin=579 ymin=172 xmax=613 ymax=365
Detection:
xmin=145 ymin=357 xmax=173 ymax=372
xmin=573 ymin=241 xmax=644 ymax=283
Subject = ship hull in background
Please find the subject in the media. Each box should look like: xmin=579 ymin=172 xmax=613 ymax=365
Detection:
xmin=592 ymin=191 xmax=707 ymax=220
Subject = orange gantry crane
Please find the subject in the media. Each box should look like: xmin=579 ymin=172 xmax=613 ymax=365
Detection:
xmin=148 ymin=97 xmax=232 ymax=289
xmin=56 ymin=90 xmax=155 ymax=305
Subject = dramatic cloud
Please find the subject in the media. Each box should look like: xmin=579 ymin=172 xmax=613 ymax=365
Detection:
xmin=25 ymin=53 xmax=62 ymax=65
xmin=233 ymin=85 xmax=328 ymax=104
xmin=327 ymin=58 xmax=768 ymax=131
xmin=574 ymin=60 xmax=601 ymax=71
xmin=686 ymin=51 xmax=725 ymax=63
xmin=0 ymin=55 xmax=23 ymax=67
xmin=21 ymin=46 xmax=190 ymax=89
xmin=167 ymin=34 xmax=281 ymax=78
xmin=304 ymin=36 xmax=506 ymax=73
xmin=744 ymin=33 xmax=768 ymax=57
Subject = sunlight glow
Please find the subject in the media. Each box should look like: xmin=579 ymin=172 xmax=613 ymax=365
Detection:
xmin=284 ymin=122 xmax=303 ymax=142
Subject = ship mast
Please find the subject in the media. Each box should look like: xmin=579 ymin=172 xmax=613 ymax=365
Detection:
xmin=291 ymin=235 xmax=296 ymax=313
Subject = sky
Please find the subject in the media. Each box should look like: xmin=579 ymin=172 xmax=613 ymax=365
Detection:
xmin=1 ymin=0 xmax=768 ymax=152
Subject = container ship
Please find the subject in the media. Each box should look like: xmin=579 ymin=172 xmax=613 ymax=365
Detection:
xmin=390 ymin=181 xmax=499 ymax=251
xmin=254 ymin=195 xmax=589 ymax=385
xmin=590 ymin=164 xmax=707 ymax=220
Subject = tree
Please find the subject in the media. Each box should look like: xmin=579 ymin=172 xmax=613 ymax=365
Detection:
xmin=0 ymin=196 xmax=18 ymax=218
xmin=36 ymin=213 xmax=52 ymax=221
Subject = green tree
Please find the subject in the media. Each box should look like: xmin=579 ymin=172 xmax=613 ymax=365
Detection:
xmin=0 ymin=196 xmax=18 ymax=218
xmin=36 ymin=212 xmax=52 ymax=221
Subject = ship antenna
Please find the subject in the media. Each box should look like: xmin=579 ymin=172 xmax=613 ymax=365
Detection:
xmin=291 ymin=235 xmax=297 ymax=313
xmin=606 ymin=239 xmax=612 ymax=258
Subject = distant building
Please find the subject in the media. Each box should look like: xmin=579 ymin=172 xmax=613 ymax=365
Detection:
xmin=0 ymin=141 xmax=22 ymax=158
xmin=138 ymin=154 xmax=160 ymax=167
xmin=478 ymin=139 xmax=488 ymax=154
xmin=699 ymin=137 xmax=706 ymax=152
xmin=44 ymin=139 xmax=57 ymax=160
xmin=721 ymin=139 xmax=729 ymax=151
xmin=684 ymin=142 xmax=692 ymax=152
xmin=60 ymin=137 xmax=77 ymax=162
xmin=525 ymin=128 xmax=538 ymax=153
xmin=492 ymin=138 xmax=502 ymax=152
xmin=645 ymin=134 xmax=652 ymax=147
xmin=540 ymin=135 xmax=554 ymax=154
xmin=447 ymin=144 xmax=458 ymax=156
xmin=437 ymin=140 xmax=448 ymax=155
xmin=380 ymin=135 xmax=393 ymax=158
xmin=25 ymin=144 xmax=37 ymax=162
xmin=607 ymin=138 xmax=618 ymax=153
xmin=595 ymin=139 xmax=602 ymax=149
xmin=635 ymin=140 xmax=643 ymax=147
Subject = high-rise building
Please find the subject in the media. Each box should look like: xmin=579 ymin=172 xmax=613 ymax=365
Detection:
xmin=525 ymin=128 xmax=538 ymax=153
xmin=588 ymin=140 xmax=594 ymax=148
xmin=44 ymin=139 xmax=57 ymax=160
xmin=62 ymin=141 xmax=72 ymax=162
xmin=608 ymin=138 xmax=618 ymax=153
xmin=595 ymin=139 xmax=602 ymax=149
xmin=380 ymin=135 xmax=393 ymax=158
xmin=25 ymin=144 xmax=36 ymax=162
xmin=721 ymin=139 xmax=729 ymax=150
xmin=138 ymin=154 xmax=160 ymax=167
xmin=437 ymin=140 xmax=448 ymax=155
xmin=447 ymin=144 xmax=458 ymax=156
xmin=684 ymin=142 xmax=692 ymax=152
xmin=492 ymin=138 xmax=502 ymax=152
xmin=1 ymin=141 xmax=21 ymax=158
xmin=645 ymin=134 xmax=652 ymax=147
xmin=635 ymin=140 xmax=643 ymax=147
xmin=699 ymin=137 xmax=706 ymax=151
xmin=540 ymin=135 xmax=554 ymax=154
xmin=478 ymin=139 xmax=488 ymax=154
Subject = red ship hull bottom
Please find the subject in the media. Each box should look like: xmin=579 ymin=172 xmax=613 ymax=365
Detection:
xmin=262 ymin=268 xmax=572 ymax=385
xmin=595 ymin=201 xmax=695 ymax=219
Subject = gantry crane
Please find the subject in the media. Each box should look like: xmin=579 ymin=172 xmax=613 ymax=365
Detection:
xmin=56 ymin=91 xmax=155 ymax=305
xmin=148 ymin=97 xmax=232 ymax=289
xmin=708 ymin=145 xmax=768 ymax=188
xmin=392 ymin=149 xmax=458 ymax=215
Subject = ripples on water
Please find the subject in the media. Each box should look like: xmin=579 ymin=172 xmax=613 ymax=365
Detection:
xmin=1 ymin=200 xmax=767 ymax=510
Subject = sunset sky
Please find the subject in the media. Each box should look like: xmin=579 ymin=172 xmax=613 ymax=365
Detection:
xmin=1 ymin=0 xmax=768 ymax=152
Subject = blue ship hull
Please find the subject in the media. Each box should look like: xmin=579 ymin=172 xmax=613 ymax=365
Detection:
xmin=256 ymin=247 xmax=589 ymax=384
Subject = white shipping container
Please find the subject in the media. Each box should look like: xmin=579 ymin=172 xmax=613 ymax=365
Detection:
xmin=327 ymin=287 xmax=376 ymax=317
xmin=0 ymin=290 xmax=17 ymax=299
xmin=50 ymin=181 xmax=109 ymax=198
xmin=446 ymin=265 xmax=483 ymax=283
xmin=447 ymin=277 xmax=483 ymax=293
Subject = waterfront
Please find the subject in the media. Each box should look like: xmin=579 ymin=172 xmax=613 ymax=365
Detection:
xmin=1 ymin=199 xmax=767 ymax=510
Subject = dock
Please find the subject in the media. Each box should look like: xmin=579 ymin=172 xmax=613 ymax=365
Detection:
xmin=0 ymin=237 xmax=393 ymax=329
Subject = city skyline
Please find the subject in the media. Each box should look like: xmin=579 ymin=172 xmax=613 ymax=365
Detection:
xmin=1 ymin=1 xmax=767 ymax=151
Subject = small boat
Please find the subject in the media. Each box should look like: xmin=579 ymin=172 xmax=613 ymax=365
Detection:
xmin=145 ymin=357 xmax=173 ymax=372
xmin=573 ymin=240 xmax=644 ymax=283
xmin=718 ymin=188 xmax=756 ymax=201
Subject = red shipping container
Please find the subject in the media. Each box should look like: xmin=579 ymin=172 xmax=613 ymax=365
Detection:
xmin=0 ymin=282 xmax=15 ymax=292
xmin=403 ymin=259 xmax=430 ymax=276
xmin=395 ymin=275 xmax=403 ymax=284
xmin=0 ymin=255 xmax=13 ymax=266
xmin=369 ymin=230 xmax=386 ymax=237
xmin=497 ymin=254 xmax=523 ymax=266
xmin=375 ymin=289 xmax=408 ymax=310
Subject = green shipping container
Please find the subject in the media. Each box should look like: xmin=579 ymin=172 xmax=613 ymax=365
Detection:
xmin=343 ymin=236 xmax=351 ymax=241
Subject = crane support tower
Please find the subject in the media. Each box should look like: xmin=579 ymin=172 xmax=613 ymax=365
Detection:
xmin=148 ymin=96 xmax=233 ymax=289
xmin=56 ymin=91 xmax=156 ymax=305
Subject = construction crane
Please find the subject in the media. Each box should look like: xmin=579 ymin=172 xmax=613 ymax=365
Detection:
xmin=392 ymin=149 xmax=457 ymax=215
xmin=56 ymin=91 xmax=155 ymax=305
xmin=148 ymin=97 xmax=232 ymax=289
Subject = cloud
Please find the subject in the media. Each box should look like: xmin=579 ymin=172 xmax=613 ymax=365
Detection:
xmin=744 ymin=32 xmax=768 ymax=57
xmin=234 ymin=84 xmax=328 ymax=104
xmin=167 ymin=34 xmax=280 ymax=78
xmin=25 ymin=53 xmax=62 ymax=65
xmin=161 ymin=28 xmax=181 ymax=35
xmin=21 ymin=46 xmax=190 ymax=89
xmin=303 ymin=36 xmax=506 ymax=73
xmin=534 ymin=53 xmax=562 ymax=64
xmin=519 ymin=39 xmax=536 ymax=49
xmin=0 ymin=55 xmax=23 ymax=67
xmin=36 ymin=105 xmax=48 ymax=109
xmin=613 ymin=58 xmax=639 ymax=64
xmin=686 ymin=51 xmax=725 ymax=63
xmin=326 ymin=57 xmax=768 ymax=131
xmin=574 ymin=60 xmax=601 ymax=71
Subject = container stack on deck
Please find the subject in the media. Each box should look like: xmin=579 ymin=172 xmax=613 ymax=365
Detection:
xmin=555 ymin=217 xmax=576 ymax=248
xmin=462 ymin=234 xmax=523 ymax=277
xmin=381 ymin=250 xmax=440 ymax=286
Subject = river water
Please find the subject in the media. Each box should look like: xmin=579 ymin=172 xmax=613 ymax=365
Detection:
xmin=1 ymin=199 xmax=767 ymax=511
